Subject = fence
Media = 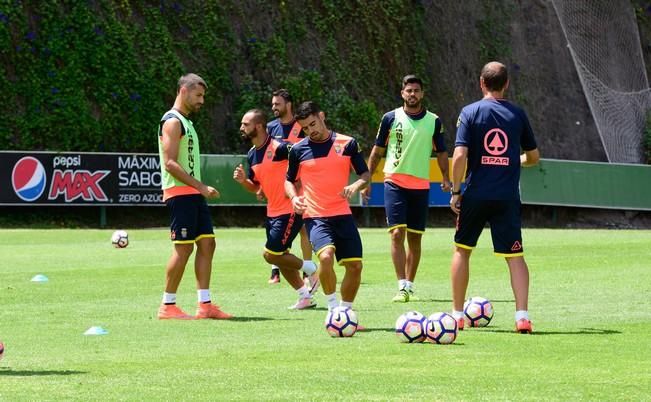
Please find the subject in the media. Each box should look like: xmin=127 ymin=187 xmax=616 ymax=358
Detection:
xmin=2 ymin=151 xmax=650 ymax=210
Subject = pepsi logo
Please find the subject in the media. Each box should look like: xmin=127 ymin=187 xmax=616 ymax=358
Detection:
xmin=12 ymin=156 xmax=47 ymax=202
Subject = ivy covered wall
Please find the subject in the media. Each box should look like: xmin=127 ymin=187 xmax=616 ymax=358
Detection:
xmin=2 ymin=1 xmax=645 ymax=161
xmin=0 ymin=0 xmax=521 ymax=155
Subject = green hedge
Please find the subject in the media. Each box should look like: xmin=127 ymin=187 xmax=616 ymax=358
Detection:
xmin=0 ymin=1 xmax=509 ymax=154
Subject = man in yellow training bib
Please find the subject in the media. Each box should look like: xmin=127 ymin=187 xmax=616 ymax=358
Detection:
xmin=157 ymin=73 xmax=232 ymax=320
xmin=363 ymin=75 xmax=451 ymax=302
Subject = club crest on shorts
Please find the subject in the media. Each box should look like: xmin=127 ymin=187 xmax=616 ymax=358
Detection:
xmin=181 ymin=228 xmax=188 ymax=238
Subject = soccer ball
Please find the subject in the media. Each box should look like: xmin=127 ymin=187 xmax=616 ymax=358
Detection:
xmin=111 ymin=230 xmax=129 ymax=248
xmin=395 ymin=311 xmax=426 ymax=343
xmin=0 ymin=341 xmax=4 ymax=361
xmin=325 ymin=306 xmax=358 ymax=337
xmin=425 ymin=312 xmax=458 ymax=344
xmin=464 ymin=296 xmax=494 ymax=327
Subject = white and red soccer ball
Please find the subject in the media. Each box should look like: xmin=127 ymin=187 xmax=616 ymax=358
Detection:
xmin=325 ymin=306 xmax=358 ymax=337
xmin=425 ymin=312 xmax=458 ymax=344
xmin=395 ymin=311 xmax=427 ymax=343
xmin=464 ymin=296 xmax=494 ymax=327
xmin=111 ymin=230 xmax=129 ymax=248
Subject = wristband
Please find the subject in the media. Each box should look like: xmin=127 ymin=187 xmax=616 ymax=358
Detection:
xmin=452 ymin=191 xmax=461 ymax=196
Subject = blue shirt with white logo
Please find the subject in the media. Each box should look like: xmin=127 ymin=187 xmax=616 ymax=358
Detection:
xmin=455 ymin=98 xmax=537 ymax=200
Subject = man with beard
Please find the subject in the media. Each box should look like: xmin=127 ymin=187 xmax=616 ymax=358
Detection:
xmin=233 ymin=109 xmax=320 ymax=309
xmin=285 ymin=101 xmax=370 ymax=317
xmin=157 ymin=73 xmax=232 ymax=320
xmin=264 ymin=89 xmax=315 ymax=285
xmin=362 ymin=75 xmax=451 ymax=303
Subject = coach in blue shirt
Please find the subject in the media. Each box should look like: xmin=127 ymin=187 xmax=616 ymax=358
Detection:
xmin=449 ymin=61 xmax=540 ymax=334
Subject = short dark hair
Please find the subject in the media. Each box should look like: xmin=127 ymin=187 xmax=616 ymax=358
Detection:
xmin=294 ymin=101 xmax=320 ymax=121
xmin=402 ymin=74 xmax=423 ymax=89
xmin=272 ymin=88 xmax=292 ymax=103
xmin=177 ymin=73 xmax=207 ymax=93
xmin=480 ymin=62 xmax=508 ymax=91
xmin=245 ymin=108 xmax=267 ymax=130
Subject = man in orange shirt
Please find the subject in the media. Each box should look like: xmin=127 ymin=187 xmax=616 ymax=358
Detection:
xmin=285 ymin=101 xmax=370 ymax=317
xmin=233 ymin=109 xmax=320 ymax=309
xmin=265 ymin=89 xmax=314 ymax=285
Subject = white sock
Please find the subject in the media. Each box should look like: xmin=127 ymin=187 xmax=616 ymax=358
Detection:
xmin=340 ymin=301 xmax=353 ymax=309
xmin=398 ymin=279 xmax=407 ymax=290
xmin=301 ymin=260 xmax=317 ymax=275
xmin=325 ymin=292 xmax=338 ymax=310
xmin=162 ymin=292 xmax=176 ymax=304
xmin=515 ymin=310 xmax=529 ymax=321
xmin=405 ymin=280 xmax=414 ymax=290
xmin=297 ymin=285 xmax=310 ymax=299
xmin=198 ymin=289 xmax=211 ymax=303
xmin=271 ymin=264 xmax=279 ymax=271
xmin=452 ymin=310 xmax=464 ymax=320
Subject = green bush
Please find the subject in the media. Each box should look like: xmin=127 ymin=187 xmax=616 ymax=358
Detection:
xmin=0 ymin=1 xmax=509 ymax=154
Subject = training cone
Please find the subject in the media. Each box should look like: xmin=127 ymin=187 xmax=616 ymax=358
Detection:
xmin=84 ymin=326 xmax=108 ymax=336
xmin=30 ymin=274 xmax=49 ymax=283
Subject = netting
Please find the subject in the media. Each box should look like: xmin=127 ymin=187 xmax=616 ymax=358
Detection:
xmin=550 ymin=0 xmax=651 ymax=163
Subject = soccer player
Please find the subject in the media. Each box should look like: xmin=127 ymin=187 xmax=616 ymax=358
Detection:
xmin=156 ymin=73 xmax=232 ymax=320
xmin=233 ymin=109 xmax=320 ymax=309
xmin=285 ymin=101 xmax=370 ymax=317
xmin=264 ymin=89 xmax=314 ymax=285
xmin=363 ymin=75 xmax=451 ymax=302
xmin=449 ymin=62 xmax=540 ymax=334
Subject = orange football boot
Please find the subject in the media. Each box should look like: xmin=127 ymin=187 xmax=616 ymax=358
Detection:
xmin=515 ymin=319 xmax=533 ymax=334
xmin=158 ymin=304 xmax=194 ymax=320
xmin=196 ymin=303 xmax=233 ymax=320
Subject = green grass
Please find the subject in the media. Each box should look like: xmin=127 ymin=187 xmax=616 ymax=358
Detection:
xmin=1 ymin=228 xmax=650 ymax=401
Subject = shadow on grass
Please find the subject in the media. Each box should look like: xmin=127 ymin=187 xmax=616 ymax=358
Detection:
xmin=358 ymin=327 xmax=395 ymax=333
xmin=228 ymin=316 xmax=296 ymax=322
xmin=412 ymin=298 xmax=453 ymax=303
xmin=387 ymin=298 xmax=515 ymax=304
xmin=479 ymin=327 xmax=621 ymax=335
xmin=0 ymin=368 xmax=86 ymax=377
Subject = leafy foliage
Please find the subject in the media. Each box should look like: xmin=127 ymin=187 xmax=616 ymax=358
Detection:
xmin=0 ymin=1 xmax=508 ymax=153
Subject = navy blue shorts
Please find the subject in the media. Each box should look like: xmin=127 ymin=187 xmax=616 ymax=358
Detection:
xmin=454 ymin=197 xmax=524 ymax=256
xmin=265 ymin=213 xmax=303 ymax=254
xmin=304 ymin=215 xmax=362 ymax=265
xmin=166 ymin=194 xmax=214 ymax=243
xmin=384 ymin=181 xmax=429 ymax=233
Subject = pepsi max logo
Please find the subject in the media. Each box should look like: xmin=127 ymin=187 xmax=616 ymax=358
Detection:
xmin=12 ymin=156 xmax=47 ymax=202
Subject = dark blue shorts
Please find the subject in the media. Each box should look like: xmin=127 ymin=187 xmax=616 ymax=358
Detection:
xmin=384 ymin=181 xmax=429 ymax=233
xmin=454 ymin=197 xmax=524 ymax=256
xmin=304 ymin=215 xmax=362 ymax=265
xmin=265 ymin=213 xmax=303 ymax=254
xmin=166 ymin=194 xmax=214 ymax=243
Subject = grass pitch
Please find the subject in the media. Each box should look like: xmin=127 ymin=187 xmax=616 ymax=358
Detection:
xmin=0 ymin=227 xmax=650 ymax=401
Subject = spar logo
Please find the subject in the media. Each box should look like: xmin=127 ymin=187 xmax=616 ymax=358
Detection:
xmin=12 ymin=156 xmax=47 ymax=202
xmin=481 ymin=128 xmax=509 ymax=166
